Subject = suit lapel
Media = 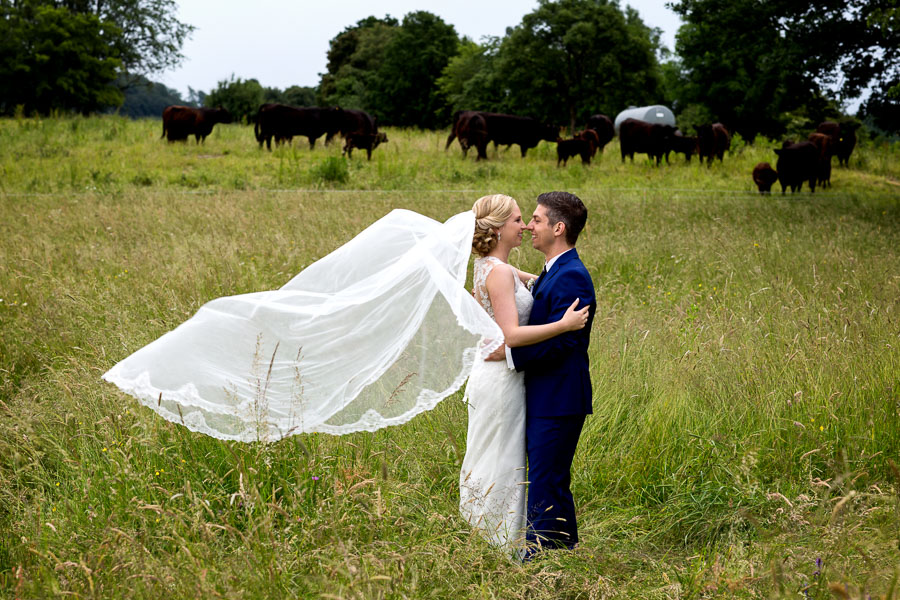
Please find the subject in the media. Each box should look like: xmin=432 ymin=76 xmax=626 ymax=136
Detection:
xmin=533 ymin=249 xmax=578 ymax=297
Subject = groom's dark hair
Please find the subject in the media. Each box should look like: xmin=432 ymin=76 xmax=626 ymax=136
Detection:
xmin=537 ymin=191 xmax=587 ymax=245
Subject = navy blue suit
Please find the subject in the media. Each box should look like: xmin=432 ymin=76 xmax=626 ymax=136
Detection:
xmin=510 ymin=248 xmax=595 ymax=549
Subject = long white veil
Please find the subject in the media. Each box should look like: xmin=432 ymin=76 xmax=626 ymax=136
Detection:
xmin=102 ymin=210 xmax=503 ymax=442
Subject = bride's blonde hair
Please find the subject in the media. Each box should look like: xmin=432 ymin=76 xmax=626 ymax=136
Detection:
xmin=472 ymin=194 xmax=516 ymax=256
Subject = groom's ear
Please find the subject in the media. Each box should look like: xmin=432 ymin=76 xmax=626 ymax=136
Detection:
xmin=553 ymin=221 xmax=566 ymax=238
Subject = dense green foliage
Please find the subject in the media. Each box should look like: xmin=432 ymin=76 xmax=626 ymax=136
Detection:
xmin=0 ymin=0 xmax=192 ymax=115
xmin=0 ymin=4 xmax=123 ymax=114
xmin=669 ymin=0 xmax=900 ymax=139
xmin=114 ymin=75 xmax=185 ymax=118
xmin=1 ymin=115 xmax=898 ymax=598
xmin=491 ymin=0 xmax=663 ymax=131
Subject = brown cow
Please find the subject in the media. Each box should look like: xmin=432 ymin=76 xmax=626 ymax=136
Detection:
xmin=752 ymin=162 xmax=778 ymax=194
xmin=161 ymin=105 xmax=232 ymax=143
xmin=619 ymin=118 xmax=675 ymax=165
xmin=774 ymin=141 xmax=818 ymax=194
xmin=585 ymin=114 xmax=615 ymax=154
xmin=816 ymin=121 xmax=858 ymax=167
xmin=807 ymin=132 xmax=833 ymax=188
xmin=574 ymin=129 xmax=600 ymax=156
xmin=343 ymin=131 xmax=388 ymax=160
xmin=254 ymin=104 xmax=343 ymax=150
xmin=665 ymin=130 xmax=697 ymax=163
xmin=696 ymin=123 xmax=730 ymax=166
xmin=556 ymin=138 xmax=592 ymax=166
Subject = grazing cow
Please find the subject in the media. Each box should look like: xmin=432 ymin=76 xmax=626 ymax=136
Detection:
xmin=337 ymin=109 xmax=378 ymax=141
xmin=665 ymin=130 xmax=697 ymax=163
xmin=574 ymin=129 xmax=600 ymax=156
xmin=478 ymin=112 xmax=560 ymax=158
xmin=343 ymin=131 xmax=388 ymax=160
xmin=161 ymin=105 xmax=232 ymax=143
xmin=445 ymin=110 xmax=479 ymax=152
xmin=807 ymin=132 xmax=833 ymax=188
xmin=585 ymin=114 xmax=615 ymax=154
xmin=752 ymin=162 xmax=779 ymax=194
xmin=556 ymin=138 xmax=592 ymax=166
xmin=618 ymin=118 xmax=675 ymax=165
xmin=696 ymin=122 xmax=731 ymax=165
xmin=254 ymin=104 xmax=342 ymax=150
xmin=453 ymin=111 xmax=490 ymax=160
xmin=774 ymin=141 xmax=819 ymax=194
xmin=816 ymin=121 xmax=858 ymax=167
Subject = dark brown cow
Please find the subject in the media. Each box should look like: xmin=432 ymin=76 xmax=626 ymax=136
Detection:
xmin=816 ymin=121 xmax=858 ymax=167
xmin=453 ymin=111 xmax=490 ymax=159
xmin=752 ymin=162 xmax=778 ymax=194
xmin=479 ymin=112 xmax=559 ymax=158
xmin=696 ymin=122 xmax=731 ymax=166
xmin=161 ymin=105 xmax=232 ymax=143
xmin=445 ymin=110 xmax=479 ymax=152
xmin=574 ymin=129 xmax=600 ymax=156
xmin=556 ymin=138 xmax=592 ymax=166
xmin=807 ymin=132 xmax=833 ymax=188
xmin=585 ymin=114 xmax=615 ymax=154
xmin=618 ymin=118 xmax=675 ymax=165
xmin=665 ymin=130 xmax=697 ymax=163
xmin=338 ymin=109 xmax=378 ymax=140
xmin=774 ymin=141 xmax=818 ymax=194
xmin=343 ymin=132 xmax=388 ymax=160
xmin=254 ymin=104 xmax=343 ymax=150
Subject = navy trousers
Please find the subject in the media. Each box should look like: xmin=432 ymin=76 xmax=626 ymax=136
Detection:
xmin=525 ymin=414 xmax=586 ymax=549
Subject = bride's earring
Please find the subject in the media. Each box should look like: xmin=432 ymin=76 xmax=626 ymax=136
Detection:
xmin=497 ymin=231 xmax=502 ymax=241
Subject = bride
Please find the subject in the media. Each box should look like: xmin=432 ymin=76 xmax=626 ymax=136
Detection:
xmin=101 ymin=194 xmax=587 ymax=553
xmin=460 ymin=194 xmax=588 ymax=554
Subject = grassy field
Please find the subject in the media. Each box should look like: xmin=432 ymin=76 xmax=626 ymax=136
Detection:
xmin=1 ymin=115 xmax=899 ymax=599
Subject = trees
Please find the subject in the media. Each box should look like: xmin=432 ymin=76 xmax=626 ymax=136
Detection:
xmin=204 ymin=76 xmax=265 ymax=124
xmin=491 ymin=0 xmax=663 ymax=132
xmin=0 ymin=4 xmax=123 ymax=114
xmin=0 ymin=0 xmax=193 ymax=114
xmin=371 ymin=11 xmax=459 ymax=128
xmin=318 ymin=16 xmax=399 ymax=110
xmin=669 ymin=0 xmax=900 ymax=139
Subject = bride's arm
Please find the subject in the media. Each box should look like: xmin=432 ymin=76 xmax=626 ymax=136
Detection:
xmin=486 ymin=265 xmax=588 ymax=348
xmin=513 ymin=267 xmax=538 ymax=285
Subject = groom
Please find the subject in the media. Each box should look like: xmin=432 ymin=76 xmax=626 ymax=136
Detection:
xmin=495 ymin=191 xmax=596 ymax=554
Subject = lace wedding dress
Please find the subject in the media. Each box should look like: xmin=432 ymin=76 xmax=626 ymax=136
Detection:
xmin=460 ymin=256 xmax=532 ymax=554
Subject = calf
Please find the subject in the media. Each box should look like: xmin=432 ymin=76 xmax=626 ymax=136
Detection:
xmin=585 ymin=114 xmax=615 ymax=154
xmin=666 ymin=130 xmax=697 ymax=163
xmin=556 ymin=138 xmax=592 ymax=166
xmin=696 ymin=122 xmax=731 ymax=166
xmin=774 ymin=141 xmax=818 ymax=194
xmin=752 ymin=162 xmax=778 ymax=194
xmin=342 ymin=131 xmax=388 ymax=160
xmin=807 ymin=132 xmax=833 ymax=188
xmin=575 ymin=129 xmax=600 ymax=157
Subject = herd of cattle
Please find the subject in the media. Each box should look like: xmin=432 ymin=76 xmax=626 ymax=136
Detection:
xmin=160 ymin=104 xmax=859 ymax=194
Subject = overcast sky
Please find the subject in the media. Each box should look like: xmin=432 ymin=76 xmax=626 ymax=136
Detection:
xmin=160 ymin=0 xmax=683 ymax=98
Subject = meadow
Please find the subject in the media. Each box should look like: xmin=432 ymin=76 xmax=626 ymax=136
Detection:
xmin=1 ymin=115 xmax=899 ymax=599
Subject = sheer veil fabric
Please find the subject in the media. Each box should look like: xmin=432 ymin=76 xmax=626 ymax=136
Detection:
xmin=103 ymin=210 xmax=503 ymax=442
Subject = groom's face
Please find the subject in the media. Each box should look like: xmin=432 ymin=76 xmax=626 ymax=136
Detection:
xmin=527 ymin=204 xmax=557 ymax=254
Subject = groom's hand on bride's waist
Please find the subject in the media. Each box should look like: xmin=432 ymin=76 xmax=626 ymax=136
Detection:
xmin=483 ymin=343 xmax=508 ymax=362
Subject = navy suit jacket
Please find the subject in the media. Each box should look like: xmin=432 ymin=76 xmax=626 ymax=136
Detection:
xmin=510 ymin=248 xmax=595 ymax=417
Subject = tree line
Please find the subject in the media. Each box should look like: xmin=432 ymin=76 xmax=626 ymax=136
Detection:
xmin=1 ymin=0 xmax=897 ymax=139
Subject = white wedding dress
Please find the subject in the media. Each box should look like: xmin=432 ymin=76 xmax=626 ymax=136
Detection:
xmin=460 ymin=256 xmax=532 ymax=554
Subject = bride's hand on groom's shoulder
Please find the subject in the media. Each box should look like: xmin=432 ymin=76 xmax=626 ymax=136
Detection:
xmin=561 ymin=298 xmax=590 ymax=332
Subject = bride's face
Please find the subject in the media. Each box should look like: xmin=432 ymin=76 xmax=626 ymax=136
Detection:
xmin=497 ymin=202 xmax=526 ymax=248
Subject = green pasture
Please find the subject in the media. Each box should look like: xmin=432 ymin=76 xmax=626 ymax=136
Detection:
xmin=1 ymin=115 xmax=899 ymax=599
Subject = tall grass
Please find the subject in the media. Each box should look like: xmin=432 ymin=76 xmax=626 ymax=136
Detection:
xmin=1 ymin=116 xmax=898 ymax=598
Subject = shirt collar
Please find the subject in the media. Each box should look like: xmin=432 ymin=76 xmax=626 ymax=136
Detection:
xmin=544 ymin=248 xmax=574 ymax=272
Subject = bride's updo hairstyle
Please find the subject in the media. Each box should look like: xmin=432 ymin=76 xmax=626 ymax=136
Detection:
xmin=472 ymin=194 xmax=516 ymax=256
